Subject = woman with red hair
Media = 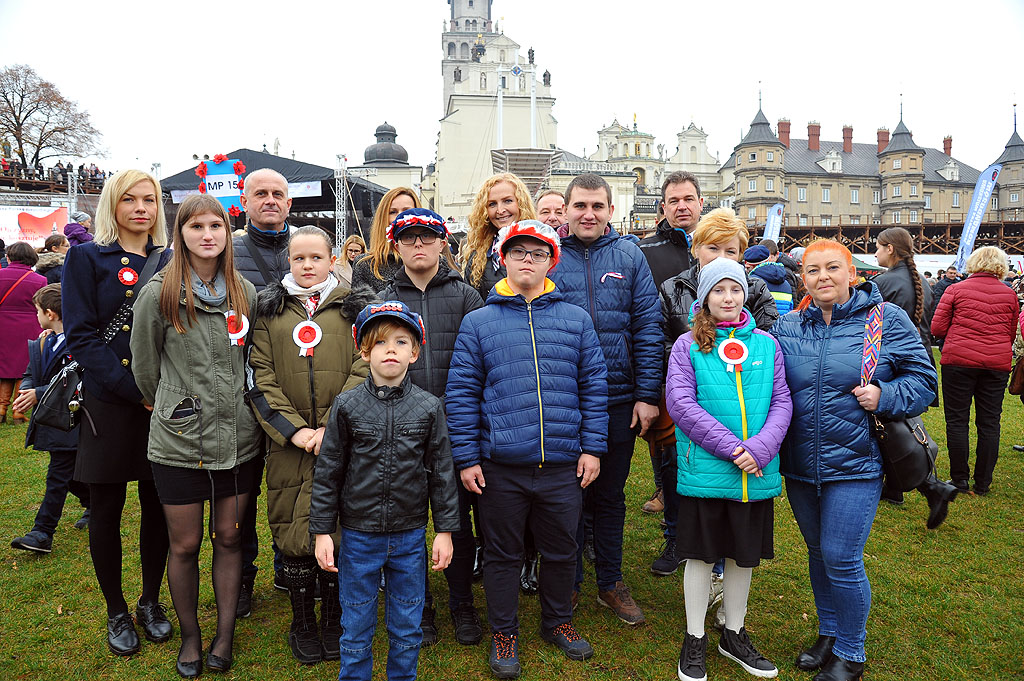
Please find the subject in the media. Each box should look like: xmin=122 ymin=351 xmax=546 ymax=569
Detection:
xmin=773 ymin=240 xmax=936 ymax=681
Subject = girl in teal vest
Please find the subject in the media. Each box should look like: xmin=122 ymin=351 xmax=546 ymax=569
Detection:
xmin=666 ymin=257 xmax=793 ymax=681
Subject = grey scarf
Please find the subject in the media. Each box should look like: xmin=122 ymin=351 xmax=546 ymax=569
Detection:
xmin=190 ymin=270 xmax=227 ymax=306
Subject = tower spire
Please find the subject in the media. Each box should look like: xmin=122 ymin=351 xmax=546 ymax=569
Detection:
xmin=899 ymin=92 xmax=903 ymax=121
xmin=758 ymin=81 xmax=762 ymax=110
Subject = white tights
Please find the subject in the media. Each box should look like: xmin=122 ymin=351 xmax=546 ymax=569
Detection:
xmin=683 ymin=558 xmax=753 ymax=637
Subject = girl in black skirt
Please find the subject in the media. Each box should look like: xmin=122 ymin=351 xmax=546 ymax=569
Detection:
xmin=62 ymin=169 xmax=173 ymax=657
xmin=130 ymin=194 xmax=259 ymax=677
xmin=663 ymin=256 xmax=793 ymax=681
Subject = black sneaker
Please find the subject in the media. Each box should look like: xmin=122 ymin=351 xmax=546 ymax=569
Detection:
xmin=582 ymin=540 xmax=596 ymax=564
xmin=236 ymin=576 xmax=254 ymax=618
xmin=677 ymin=632 xmax=707 ymax=681
xmin=273 ymin=569 xmax=289 ymax=592
xmin=540 ymin=622 xmax=594 ymax=661
xmin=651 ymin=539 xmax=681 ymax=576
xmin=11 ymin=530 xmax=52 ymax=554
xmin=451 ymin=602 xmax=483 ymax=645
xmin=420 ymin=605 xmax=439 ymax=647
xmin=74 ymin=509 xmax=90 ymax=530
xmin=489 ymin=632 xmax=521 ymax=679
xmin=718 ymin=627 xmax=778 ymax=678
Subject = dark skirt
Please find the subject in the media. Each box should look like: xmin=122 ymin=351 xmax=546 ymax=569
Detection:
xmin=676 ymin=495 xmax=775 ymax=568
xmin=152 ymin=456 xmax=260 ymax=506
xmin=74 ymin=388 xmax=153 ymax=484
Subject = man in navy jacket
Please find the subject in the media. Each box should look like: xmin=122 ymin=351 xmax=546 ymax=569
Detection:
xmin=549 ymin=173 xmax=663 ymax=627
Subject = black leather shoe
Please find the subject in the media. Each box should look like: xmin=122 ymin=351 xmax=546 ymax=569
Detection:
xmin=795 ymin=634 xmax=835 ymax=671
xmin=136 ymin=600 xmax=173 ymax=643
xmin=880 ymin=487 xmax=904 ymax=505
xmin=812 ymin=654 xmax=864 ymax=681
xmin=206 ymin=637 xmax=233 ymax=673
xmin=236 ymin=577 xmax=254 ymax=618
xmin=919 ymin=476 xmax=958 ymax=530
xmin=519 ymin=556 xmax=539 ymax=595
xmin=176 ymin=656 xmax=202 ymax=678
xmin=107 ymin=611 xmax=141 ymax=656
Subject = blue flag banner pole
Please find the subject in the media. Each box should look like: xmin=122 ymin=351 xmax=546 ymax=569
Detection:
xmin=762 ymin=203 xmax=784 ymax=243
xmin=954 ymin=164 xmax=1002 ymax=272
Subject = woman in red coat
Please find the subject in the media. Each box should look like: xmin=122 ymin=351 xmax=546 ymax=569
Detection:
xmin=0 ymin=241 xmax=46 ymax=422
xmin=931 ymin=246 xmax=1019 ymax=495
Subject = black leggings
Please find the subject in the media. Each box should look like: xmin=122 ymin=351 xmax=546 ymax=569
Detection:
xmin=164 ymin=492 xmax=250 ymax=662
xmin=87 ymin=480 xmax=169 ymax=617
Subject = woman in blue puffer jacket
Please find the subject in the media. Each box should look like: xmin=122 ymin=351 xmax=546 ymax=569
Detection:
xmin=772 ymin=239 xmax=936 ymax=681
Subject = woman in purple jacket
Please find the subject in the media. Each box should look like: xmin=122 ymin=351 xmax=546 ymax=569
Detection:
xmin=0 ymin=241 xmax=46 ymax=423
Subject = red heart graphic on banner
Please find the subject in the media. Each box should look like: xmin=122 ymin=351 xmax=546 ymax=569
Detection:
xmin=18 ymin=208 xmax=68 ymax=240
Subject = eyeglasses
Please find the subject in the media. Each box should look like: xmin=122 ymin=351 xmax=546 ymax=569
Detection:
xmin=397 ymin=232 xmax=439 ymax=246
xmin=507 ymin=246 xmax=551 ymax=263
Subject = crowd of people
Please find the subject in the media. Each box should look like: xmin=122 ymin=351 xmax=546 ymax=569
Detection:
xmin=0 ymin=155 xmax=110 ymax=186
xmin=0 ymin=165 xmax=1018 ymax=681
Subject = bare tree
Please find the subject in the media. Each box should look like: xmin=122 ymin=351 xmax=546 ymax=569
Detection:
xmin=0 ymin=64 xmax=102 ymax=169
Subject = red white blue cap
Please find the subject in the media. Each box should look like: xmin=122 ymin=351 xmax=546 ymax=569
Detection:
xmin=387 ymin=208 xmax=449 ymax=244
xmin=496 ymin=220 xmax=561 ymax=268
xmin=353 ymin=300 xmax=426 ymax=346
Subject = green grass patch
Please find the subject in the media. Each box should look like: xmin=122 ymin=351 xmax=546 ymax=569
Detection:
xmin=2 ymin=362 xmax=1023 ymax=679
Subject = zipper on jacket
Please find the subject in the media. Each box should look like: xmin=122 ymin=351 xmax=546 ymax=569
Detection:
xmin=813 ymin=324 xmax=831 ymax=493
xmin=306 ymin=311 xmax=317 ymax=426
xmin=421 ymin=289 xmax=433 ymax=395
xmin=383 ymin=398 xmax=393 ymax=530
xmin=527 ymin=301 xmax=546 ymax=466
xmin=584 ymin=248 xmax=598 ymax=324
xmin=730 ymin=329 xmax=750 ymax=503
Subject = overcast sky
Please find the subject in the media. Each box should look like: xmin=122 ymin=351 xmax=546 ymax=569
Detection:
xmin=2 ymin=0 xmax=1022 ymax=181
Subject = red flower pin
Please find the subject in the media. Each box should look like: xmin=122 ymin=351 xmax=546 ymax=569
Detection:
xmin=233 ymin=161 xmax=246 ymax=175
xmin=198 ymin=182 xmax=207 ymax=194
xmin=213 ymin=153 xmax=228 ymax=165
xmin=229 ymin=205 xmax=241 ymax=217
xmin=237 ymin=178 xmax=244 ymax=191
xmin=195 ymin=162 xmax=208 ymax=178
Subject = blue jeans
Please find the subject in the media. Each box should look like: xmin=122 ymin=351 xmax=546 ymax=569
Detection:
xmin=786 ymin=477 xmax=882 ymax=663
xmin=338 ymin=527 xmax=426 ymax=681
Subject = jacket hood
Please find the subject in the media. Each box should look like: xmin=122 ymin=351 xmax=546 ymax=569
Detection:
xmin=751 ymin=261 xmax=787 ymax=284
xmin=560 ymin=229 xmax=618 ymax=253
xmin=776 ymin=252 xmax=800 ymax=272
xmin=656 ymin=218 xmax=692 ymax=245
xmin=255 ymin=279 xmax=380 ymax=320
xmin=393 ymin=259 xmax=463 ymax=290
xmin=64 ymin=222 xmax=93 ymax=245
xmin=35 ymin=251 xmax=64 ymax=272
xmin=486 ymin=277 xmax=561 ymax=306
xmin=803 ymin=281 xmax=881 ymax=324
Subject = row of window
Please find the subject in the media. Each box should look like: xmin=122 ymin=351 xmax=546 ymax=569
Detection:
xmin=745 ymin=151 xmax=776 ymax=163
xmin=882 ymin=158 xmax=918 ymax=171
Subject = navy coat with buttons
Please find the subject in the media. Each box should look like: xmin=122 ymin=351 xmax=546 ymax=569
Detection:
xmin=549 ymin=230 xmax=663 ymax=407
xmin=771 ymin=282 xmax=937 ymax=485
xmin=21 ymin=333 xmax=78 ymax=451
xmin=62 ymin=240 xmax=171 ymax=405
xmin=445 ymin=279 xmax=609 ymax=470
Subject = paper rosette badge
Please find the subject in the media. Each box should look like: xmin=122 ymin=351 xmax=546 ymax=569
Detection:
xmin=195 ymin=154 xmax=247 ymax=216
xmin=718 ymin=337 xmax=748 ymax=372
xmin=226 ymin=311 xmax=249 ymax=346
xmin=293 ymin=320 xmax=323 ymax=357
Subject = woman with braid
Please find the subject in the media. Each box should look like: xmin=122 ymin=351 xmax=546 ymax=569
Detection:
xmin=871 ymin=227 xmax=958 ymax=527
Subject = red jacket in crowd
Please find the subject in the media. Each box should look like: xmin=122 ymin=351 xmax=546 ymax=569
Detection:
xmin=931 ymin=272 xmax=1019 ymax=371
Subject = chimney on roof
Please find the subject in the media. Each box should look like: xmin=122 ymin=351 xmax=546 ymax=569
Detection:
xmin=842 ymin=125 xmax=853 ymax=153
xmin=778 ymin=119 xmax=790 ymax=149
xmin=807 ymin=122 xmax=821 ymax=152
xmin=943 ymin=135 xmax=952 ymax=157
xmin=877 ymin=127 xmax=890 ymax=153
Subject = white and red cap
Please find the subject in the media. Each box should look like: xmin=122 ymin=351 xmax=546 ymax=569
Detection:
xmin=387 ymin=208 xmax=449 ymax=245
xmin=496 ymin=220 xmax=561 ymax=269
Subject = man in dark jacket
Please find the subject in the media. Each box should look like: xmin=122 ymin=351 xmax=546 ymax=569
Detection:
xmin=745 ymin=244 xmax=794 ymax=315
xmin=931 ymin=265 xmax=961 ymax=311
xmin=381 ymin=208 xmax=484 ymax=647
xmin=550 ymin=174 xmax=661 ymax=627
xmin=234 ymin=167 xmax=294 ymax=616
xmin=234 ymin=168 xmax=292 ymax=292
xmin=447 ymin=220 xmax=608 ymax=676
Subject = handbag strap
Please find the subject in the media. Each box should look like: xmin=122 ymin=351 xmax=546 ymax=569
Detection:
xmin=0 ymin=269 xmax=34 ymax=307
xmin=99 ymin=247 xmax=164 ymax=343
xmin=860 ymin=303 xmax=884 ymax=387
xmin=243 ymin=234 xmax=275 ymax=287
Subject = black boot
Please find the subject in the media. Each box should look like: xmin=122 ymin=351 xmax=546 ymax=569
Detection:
xmin=918 ymin=474 xmax=958 ymax=530
xmin=519 ymin=554 xmax=539 ymax=595
xmin=795 ymin=634 xmax=836 ymax=671
xmin=813 ymin=654 xmax=864 ymax=681
xmin=318 ymin=568 xmax=342 ymax=661
xmin=284 ymin=558 xmax=322 ymax=665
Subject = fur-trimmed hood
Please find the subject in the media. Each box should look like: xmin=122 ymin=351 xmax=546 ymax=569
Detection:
xmin=35 ymin=251 xmax=65 ymax=273
xmin=254 ymin=278 xmax=380 ymax=320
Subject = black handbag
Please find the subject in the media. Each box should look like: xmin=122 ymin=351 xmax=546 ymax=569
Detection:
xmin=861 ymin=303 xmax=937 ymax=492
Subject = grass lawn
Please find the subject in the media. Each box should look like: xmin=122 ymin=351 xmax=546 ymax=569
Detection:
xmin=2 ymin=363 xmax=1023 ymax=680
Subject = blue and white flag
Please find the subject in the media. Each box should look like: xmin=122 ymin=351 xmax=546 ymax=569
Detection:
xmin=762 ymin=203 xmax=784 ymax=243
xmin=954 ymin=164 xmax=1001 ymax=272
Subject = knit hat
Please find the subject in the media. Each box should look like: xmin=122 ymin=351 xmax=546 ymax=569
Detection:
xmin=497 ymin=220 xmax=561 ymax=268
xmin=790 ymin=246 xmax=806 ymax=263
xmin=696 ymin=257 xmax=748 ymax=309
xmin=743 ymin=244 xmax=770 ymax=264
xmin=70 ymin=210 xmax=90 ymax=223
xmin=352 ymin=300 xmax=426 ymax=347
xmin=387 ymin=208 xmax=448 ymax=244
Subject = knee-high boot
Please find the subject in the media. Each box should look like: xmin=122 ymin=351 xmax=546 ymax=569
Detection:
xmin=10 ymin=379 xmax=27 ymax=423
xmin=0 ymin=379 xmax=14 ymax=423
xmin=319 ymin=568 xmax=342 ymax=661
xmin=283 ymin=557 xmax=322 ymax=664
